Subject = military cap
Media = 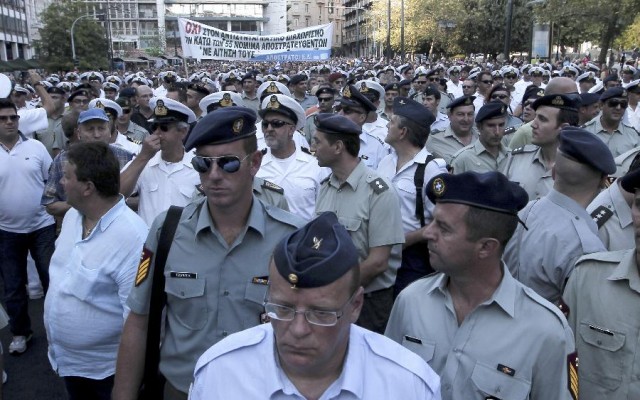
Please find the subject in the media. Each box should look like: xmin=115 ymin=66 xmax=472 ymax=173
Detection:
xmin=529 ymin=66 xmax=545 ymax=76
xmin=259 ymin=94 xmax=306 ymax=130
xmin=398 ymin=64 xmax=413 ymax=74
xmin=600 ymin=87 xmax=628 ymax=102
xmin=222 ymin=71 xmax=239 ymax=82
xmin=338 ymin=85 xmax=376 ymax=112
xmin=532 ymin=94 xmax=580 ymax=111
xmin=187 ymin=82 xmax=210 ymax=97
xmin=585 ymin=62 xmax=600 ymax=72
xmin=315 ymin=86 xmax=336 ymax=97
xmin=426 ymin=171 xmax=528 ymax=215
xmin=560 ymin=65 xmax=579 ymax=76
xmin=46 ymin=86 xmax=66 ymax=95
xmin=257 ymin=81 xmax=291 ymax=100
xmin=522 ymin=86 xmax=546 ymax=104
xmin=148 ymin=97 xmax=197 ymax=124
xmin=68 ymin=89 xmax=91 ymax=102
xmin=620 ymin=167 xmax=640 ymax=193
xmin=276 ymin=74 xmax=290 ymax=83
xmin=106 ymin=75 xmax=122 ymax=86
xmin=579 ymin=93 xmax=600 ymax=107
xmin=119 ymin=87 xmax=137 ymax=99
xmin=576 ymin=71 xmax=597 ymax=83
xmin=289 ymin=74 xmax=308 ymax=85
xmin=475 ymin=101 xmax=508 ymax=123
xmin=423 ymin=84 xmax=440 ymax=98
xmin=355 ymin=80 xmax=385 ymax=102
xmin=64 ymin=72 xmax=79 ymax=81
xmin=89 ymin=98 xmax=122 ymax=117
xmin=398 ymin=79 xmax=412 ymax=88
xmin=327 ymin=72 xmax=343 ymax=83
xmin=199 ymin=91 xmax=245 ymax=114
xmin=447 ymin=95 xmax=476 ymax=110
xmin=12 ymin=85 xmax=29 ymax=95
xmin=622 ymin=65 xmax=637 ymax=75
xmin=602 ymin=75 xmax=620 ymax=86
xmin=393 ymin=96 xmax=435 ymax=127
xmin=447 ymin=65 xmax=462 ymax=75
xmin=384 ymin=82 xmax=401 ymax=92
xmin=102 ymin=82 xmax=119 ymax=92
xmin=78 ymin=108 xmax=110 ymax=124
xmin=115 ymin=96 xmax=132 ymax=109
xmin=558 ymin=127 xmax=615 ymax=175
xmin=273 ymin=212 xmax=358 ymax=289
xmin=55 ymin=82 xmax=73 ymax=93
xmin=314 ymin=113 xmax=361 ymax=136
xmin=624 ymin=79 xmax=640 ymax=92
xmin=185 ymin=106 xmax=257 ymax=151
xmin=241 ymin=72 xmax=256 ymax=82
xmin=86 ymin=71 xmax=104 ymax=83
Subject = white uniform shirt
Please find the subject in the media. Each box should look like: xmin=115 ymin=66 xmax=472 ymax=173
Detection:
xmin=362 ymin=116 xmax=389 ymax=144
xmin=359 ymin=132 xmax=389 ymax=170
xmin=113 ymin=132 xmax=141 ymax=155
xmin=431 ymin=112 xmax=450 ymax=132
xmin=18 ymin=107 xmax=48 ymax=137
xmin=123 ymin=150 xmax=201 ymax=226
xmin=256 ymin=122 xmax=310 ymax=150
xmin=446 ymin=80 xmax=463 ymax=99
xmin=256 ymin=147 xmax=329 ymax=220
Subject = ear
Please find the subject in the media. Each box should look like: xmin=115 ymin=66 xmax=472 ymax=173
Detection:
xmin=558 ymin=122 xmax=570 ymax=130
xmin=249 ymin=149 xmax=263 ymax=176
xmin=82 ymin=180 xmax=95 ymax=197
xmin=348 ymin=286 xmax=365 ymax=323
xmin=476 ymin=238 xmax=501 ymax=259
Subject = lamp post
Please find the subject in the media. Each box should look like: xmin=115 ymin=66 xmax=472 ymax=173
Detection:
xmin=71 ymin=13 xmax=104 ymax=67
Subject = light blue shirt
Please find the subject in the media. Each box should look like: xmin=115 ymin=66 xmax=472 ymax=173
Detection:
xmin=44 ymin=197 xmax=148 ymax=378
xmin=190 ymin=324 xmax=441 ymax=399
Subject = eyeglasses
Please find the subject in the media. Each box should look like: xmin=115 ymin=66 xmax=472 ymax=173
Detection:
xmin=606 ymin=99 xmax=628 ymax=109
xmin=0 ymin=115 xmax=19 ymax=123
xmin=264 ymin=290 xmax=357 ymax=327
xmin=523 ymin=101 xmax=535 ymax=108
xmin=73 ymin=98 xmax=90 ymax=105
xmin=462 ymin=85 xmax=474 ymax=89
xmin=481 ymin=80 xmax=494 ymax=85
xmin=503 ymin=74 xmax=517 ymax=79
xmin=122 ymin=108 xmax=131 ymax=114
xmin=318 ymin=97 xmax=334 ymax=103
xmin=191 ymin=154 xmax=251 ymax=174
xmin=491 ymin=94 xmax=509 ymax=100
xmin=261 ymin=119 xmax=292 ymax=129
xmin=428 ymin=77 xmax=438 ymax=82
xmin=415 ymin=80 xmax=428 ymax=84
xmin=151 ymin=123 xmax=173 ymax=132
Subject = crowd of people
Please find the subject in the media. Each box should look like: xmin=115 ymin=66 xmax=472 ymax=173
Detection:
xmin=0 ymin=52 xmax=639 ymax=399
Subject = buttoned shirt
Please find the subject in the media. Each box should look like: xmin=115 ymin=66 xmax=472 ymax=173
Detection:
xmin=450 ymin=140 xmax=509 ymax=174
xmin=426 ymin=126 xmax=479 ymax=165
xmin=473 ymin=93 xmax=485 ymax=116
xmin=190 ymin=324 xmax=442 ymax=400
xmin=586 ymin=183 xmax=634 ymax=251
xmin=504 ymin=189 xmax=607 ymax=303
xmin=44 ymin=198 xmax=148 ymax=379
xmin=315 ymin=161 xmax=405 ymax=292
xmin=431 ymin=112 xmax=449 ymax=133
xmin=294 ymin=94 xmax=318 ymax=112
xmin=362 ymin=116 xmax=389 ymax=145
xmin=563 ymin=249 xmax=640 ymax=399
xmin=257 ymin=147 xmax=328 ymax=221
xmin=127 ymin=197 xmax=304 ymax=392
xmin=256 ymin=122 xmax=310 ymax=151
xmin=446 ymin=80 xmax=463 ymax=99
xmin=118 ymin=121 xmax=149 ymax=142
xmin=376 ymin=148 xmax=447 ymax=233
xmin=583 ymin=116 xmax=640 ymax=157
xmin=385 ymin=264 xmax=575 ymax=400
xmin=241 ymin=92 xmax=260 ymax=115
xmin=113 ymin=132 xmax=141 ymax=155
xmin=123 ymin=150 xmax=201 ymax=226
xmin=359 ymin=131 xmax=389 ymax=170
xmin=34 ymin=115 xmax=63 ymax=157
xmin=627 ymin=104 xmax=640 ymax=132
xmin=501 ymin=144 xmax=552 ymax=200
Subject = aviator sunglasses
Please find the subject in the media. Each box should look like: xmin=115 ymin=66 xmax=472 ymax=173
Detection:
xmin=191 ymin=154 xmax=251 ymax=173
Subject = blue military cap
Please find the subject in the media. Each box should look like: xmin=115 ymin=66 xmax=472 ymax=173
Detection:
xmin=522 ymin=86 xmax=545 ymax=104
xmin=289 ymin=74 xmax=308 ymax=85
xmin=426 ymin=171 xmax=528 ymax=215
xmin=423 ymin=85 xmax=440 ymax=98
xmin=393 ymin=96 xmax=435 ymax=127
xmin=185 ymin=106 xmax=257 ymax=151
xmin=447 ymin=95 xmax=475 ymax=110
xmin=273 ymin=212 xmax=359 ymax=288
xmin=339 ymin=85 xmax=376 ymax=112
xmin=314 ymin=113 xmax=361 ymax=136
xmin=78 ymin=108 xmax=110 ymax=124
xmin=315 ymin=86 xmax=336 ymax=97
xmin=475 ymin=101 xmax=507 ymax=123
xmin=398 ymin=79 xmax=412 ymax=88
xmin=620 ymin=167 xmax=640 ymax=193
xmin=558 ymin=127 xmax=616 ymax=175
xmin=600 ymin=87 xmax=628 ymax=102
xmin=384 ymin=82 xmax=400 ymax=92
xmin=579 ymin=93 xmax=600 ymax=107
xmin=532 ymin=94 xmax=580 ymax=111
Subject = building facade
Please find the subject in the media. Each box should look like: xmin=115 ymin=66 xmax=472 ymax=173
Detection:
xmin=1 ymin=0 xmax=32 ymax=61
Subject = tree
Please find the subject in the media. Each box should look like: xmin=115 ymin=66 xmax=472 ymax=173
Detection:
xmin=34 ymin=0 xmax=109 ymax=72
xmin=615 ymin=14 xmax=640 ymax=50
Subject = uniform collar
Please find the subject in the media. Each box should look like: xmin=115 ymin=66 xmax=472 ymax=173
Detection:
xmin=546 ymin=189 xmax=596 ymax=233
xmin=607 ymin=250 xmax=640 ymax=294
xmin=90 ymin=196 xmax=127 ymax=236
xmin=611 ymin=183 xmax=633 ymax=227
xmin=147 ymin=148 xmax=194 ymax=168
xmin=329 ymin=160 xmax=367 ymax=190
xmin=195 ymin=195 xmax=266 ymax=238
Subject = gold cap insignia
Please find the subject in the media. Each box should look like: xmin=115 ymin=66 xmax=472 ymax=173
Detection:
xmin=288 ymin=273 xmax=298 ymax=288
xmin=551 ymin=96 xmax=565 ymax=106
xmin=536 ymin=89 xmax=545 ymax=97
xmin=229 ymin=72 xmax=236 ymax=79
xmin=232 ymin=118 xmax=244 ymax=134
xmin=95 ymin=100 xmax=105 ymax=109
xmin=343 ymin=86 xmax=352 ymax=98
xmin=312 ymin=237 xmax=323 ymax=250
xmin=267 ymin=95 xmax=281 ymax=110
xmin=155 ymin=100 xmax=168 ymax=116
xmin=622 ymin=89 xmax=628 ymax=97
xmin=360 ymin=82 xmax=369 ymax=92
xmin=464 ymin=97 xmax=472 ymax=105
xmin=219 ymin=93 xmax=233 ymax=107
xmin=266 ymin=82 xmax=279 ymax=94
xmin=433 ymin=177 xmax=445 ymax=196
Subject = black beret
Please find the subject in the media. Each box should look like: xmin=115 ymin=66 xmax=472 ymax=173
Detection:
xmin=600 ymin=87 xmax=628 ymax=102
xmin=185 ymin=106 xmax=257 ymax=151
xmin=447 ymin=95 xmax=476 ymax=110
xmin=602 ymin=75 xmax=620 ymax=85
xmin=398 ymin=79 xmax=412 ymax=88
xmin=68 ymin=89 xmax=90 ymax=102
xmin=273 ymin=212 xmax=358 ymax=289
xmin=289 ymin=74 xmax=308 ymax=85
xmin=385 ymin=82 xmax=400 ymax=91
xmin=579 ymin=93 xmax=600 ymax=107
xmin=316 ymin=86 xmax=336 ymax=97
xmin=187 ymin=83 xmax=210 ymax=96
xmin=620 ymin=168 xmax=640 ymax=193
xmin=532 ymin=94 xmax=580 ymax=111
xmin=393 ymin=96 xmax=435 ymax=127
xmin=46 ymin=86 xmax=66 ymax=95
xmin=475 ymin=101 xmax=508 ymax=123
xmin=522 ymin=85 xmax=545 ymax=104
xmin=426 ymin=171 xmax=528 ymax=215
xmin=558 ymin=127 xmax=615 ymax=175
xmin=241 ymin=72 xmax=256 ymax=82
xmin=314 ymin=113 xmax=361 ymax=136
xmin=119 ymin=87 xmax=137 ymax=98
xmin=339 ymin=85 xmax=376 ymax=112
xmin=423 ymin=84 xmax=440 ymax=98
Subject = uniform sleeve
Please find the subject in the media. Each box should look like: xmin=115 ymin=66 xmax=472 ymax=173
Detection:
xmin=508 ymin=125 xmax=532 ymax=149
xmin=562 ymin=266 xmax=579 ymax=336
xmin=449 ymin=152 xmax=468 ymax=174
xmin=113 ymin=221 xmax=148 ymax=319
xmin=368 ymin=183 xmax=405 ymax=248
xmin=384 ymin=291 xmax=408 ymax=344
xmin=18 ymin=108 xmax=48 ymax=134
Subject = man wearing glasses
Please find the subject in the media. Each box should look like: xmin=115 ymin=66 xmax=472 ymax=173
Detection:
xmin=114 ymin=97 xmax=149 ymax=144
xmin=189 ymin=212 xmax=441 ymax=399
xmin=583 ymin=87 xmax=640 ymax=157
xmin=88 ymin=98 xmax=140 ymax=155
xmin=303 ymin=86 xmax=336 ymax=143
xmin=446 ymin=65 xmax=463 ymax=98
xmin=473 ymin=71 xmax=494 ymax=116
xmin=113 ymin=106 xmax=304 ymax=400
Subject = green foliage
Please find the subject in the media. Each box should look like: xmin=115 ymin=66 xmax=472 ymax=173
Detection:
xmin=34 ymin=0 xmax=109 ymax=72
xmin=615 ymin=14 xmax=640 ymax=50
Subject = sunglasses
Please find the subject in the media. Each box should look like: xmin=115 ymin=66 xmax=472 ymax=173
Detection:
xmin=481 ymin=80 xmax=494 ymax=85
xmin=503 ymin=74 xmax=517 ymax=79
xmin=606 ymin=99 xmax=628 ymax=108
xmin=151 ymin=123 xmax=172 ymax=132
xmin=261 ymin=119 xmax=292 ymax=129
xmin=191 ymin=154 xmax=251 ymax=173
xmin=73 ymin=98 xmax=90 ymax=105
xmin=122 ymin=108 xmax=132 ymax=114
xmin=491 ymin=94 xmax=509 ymax=100
xmin=523 ymin=101 xmax=535 ymax=108
xmin=0 ymin=115 xmax=20 ymax=122
xmin=318 ymin=97 xmax=334 ymax=103
xmin=428 ymin=77 xmax=438 ymax=82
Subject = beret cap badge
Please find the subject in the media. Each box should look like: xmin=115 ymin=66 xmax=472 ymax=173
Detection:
xmin=433 ymin=178 xmax=445 ymax=196
xmin=312 ymin=237 xmax=323 ymax=250
xmin=232 ymin=118 xmax=244 ymax=134
xmin=551 ymin=96 xmax=565 ymax=106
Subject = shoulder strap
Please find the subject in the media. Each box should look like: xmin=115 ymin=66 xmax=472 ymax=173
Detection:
xmin=142 ymin=205 xmax=183 ymax=394
xmin=414 ymin=155 xmax=434 ymax=227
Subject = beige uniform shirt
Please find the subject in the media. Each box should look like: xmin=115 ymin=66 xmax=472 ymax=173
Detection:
xmin=508 ymin=121 xmax=533 ymax=149
xmin=426 ymin=126 xmax=479 ymax=165
xmin=450 ymin=140 xmax=509 ymax=174
xmin=586 ymin=183 xmax=634 ymax=251
xmin=583 ymin=117 xmax=640 ymax=157
xmin=501 ymin=145 xmax=553 ymax=200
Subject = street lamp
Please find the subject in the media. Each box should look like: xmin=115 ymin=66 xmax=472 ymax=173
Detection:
xmin=71 ymin=13 xmax=105 ymax=67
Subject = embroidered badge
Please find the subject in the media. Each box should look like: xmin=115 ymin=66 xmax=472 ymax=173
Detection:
xmin=232 ymin=118 xmax=244 ymax=134
xmin=135 ymin=247 xmax=153 ymax=286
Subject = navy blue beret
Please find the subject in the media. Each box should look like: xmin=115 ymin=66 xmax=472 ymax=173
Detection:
xmin=398 ymin=79 xmax=412 ymax=88
xmin=185 ymin=106 xmax=257 ymax=151
xmin=522 ymin=85 xmax=545 ymax=104
xmin=558 ymin=127 xmax=616 ymax=175
xmin=393 ymin=96 xmax=435 ymax=127
xmin=384 ymin=82 xmax=400 ymax=91
xmin=447 ymin=95 xmax=476 ymax=110
xmin=423 ymin=84 xmax=440 ymax=98
xmin=602 ymin=75 xmax=620 ymax=85
xmin=475 ymin=101 xmax=507 ymax=123
xmin=600 ymin=87 xmax=628 ymax=102
xmin=579 ymin=93 xmax=601 ymax=107
xmin=316 ymin=86 xmax=336 ymax=97
xmin=289 ymin=74 xmax=308 ymax=85
xmin=314 ymin=113 xmax=361 ymax=136
xmin=426 ymin=171 xmax=528 ymax=215
xmin=532 ymin=94 xmax=580 ymax=111
xmin=620 ymin=168 xmax=640 ymax=193
xmin=339 ymin=85 xmax=376 ymax=112
xmin=273 ymin=212 xmax=359 ymax=288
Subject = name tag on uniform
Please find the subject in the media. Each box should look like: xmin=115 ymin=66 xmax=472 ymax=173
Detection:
xmin=252 ymin=276 xmax=269 ymax=285
xmin=404 ymin=335 xmax=422 ymax=344
xmin=170 ymin=271 xmax=198 ymax=279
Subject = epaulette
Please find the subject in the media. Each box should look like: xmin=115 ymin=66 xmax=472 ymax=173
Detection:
xmin=575 ymin=249 xmax=628 ymax=265
xmin=510 ymin=145 xmax=537 ymax=154
xmin=261 ymin=179 xmax=284 ymax=194
xmin=261 ymin=148 xmax=268 ymax=155
xmin=430 ymin=128 xmax=445 ymax=135
xmin=320 ymin=175 xmax=330 ymax=185
xmin=367 ymin=175 xmax=389 ymax=194
xmin=369 ymin=133 xmax=385 ymax=146
xmin=504 ymin=126 xmax=517 ymax=135
xmin=127 ymin=136 xmax=142 ymax=145
xmin=195 ymin=184 xmax=205 ymax=195
xmin=590 ymin=205 xmax=613 ymax=229
xmin=300 ymin=146 xmax=312 ymax=155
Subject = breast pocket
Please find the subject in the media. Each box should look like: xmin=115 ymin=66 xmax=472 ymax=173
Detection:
xmin=578 ymin=321 xmax=626 ymax=390
xmin=143 ymin=182 xmax=159 ymax=195
xmin=165 ymin=277 xmax=207 ymax=330
xmin=66 ymin=263 xmax=101 ymax=302
xmin=471 ymin=361 xmax=531 ymax=400
xmin=401 ymin=336 xmax=435 ymax=363
xmin=243 ymin=281 xmax=268 ymax=328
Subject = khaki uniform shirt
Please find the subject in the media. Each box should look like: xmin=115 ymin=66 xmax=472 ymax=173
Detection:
xmin=450 ymin=140 xmax=509 ymax=174
xmin=426 ymin=126 xmax=479 ymax=165
xmin=507 ymin=121 xmax=533 ymax=149
xmin=586 ymin=183 xmax=634 ymax=251
xmin=501 ymin=145 xmax=552 ymax=200
xmin=583 ymin=117 xmax=640 ymax=157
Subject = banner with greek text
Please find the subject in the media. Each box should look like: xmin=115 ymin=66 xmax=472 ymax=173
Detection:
xmin=178 ymin=18 xmax=333 ymax=61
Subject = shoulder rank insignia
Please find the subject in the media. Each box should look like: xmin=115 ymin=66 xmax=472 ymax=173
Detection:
xmin=504 ymin=126 xmax=517 ymax=134
xmin=261 ymin=148 xmax=268 ymax=155
xmin=195 ymin=183 xmax=205 ymax=195
xmin=511 ymin=146 xmax=526 ymax=154
xmin=262 ymin=180 xmax=284 ymax=194
xmin=135 ymin=247 xmax=153 ymax=286
xmin=567 ymin=352 xmax=579 ymax=400
xmin=590 ymin=205 xmax=613 ymax=229
xmin=126 ymin=136 xmax=142 ymax=145
xmin=300 ymin=146 xmax=312 ymax=155
xmin=369 ymin=177 xmax=389 ymax=194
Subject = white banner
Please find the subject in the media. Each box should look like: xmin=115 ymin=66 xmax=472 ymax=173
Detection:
xmin=178 ymin=18 xmax=334 ymax=61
